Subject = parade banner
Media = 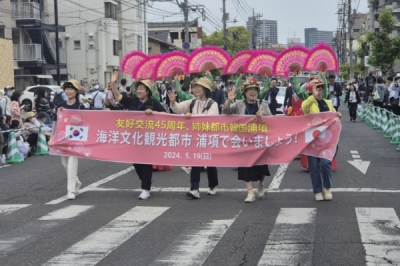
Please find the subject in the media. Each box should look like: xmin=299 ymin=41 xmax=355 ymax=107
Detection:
xmin=49 ymin=110 xmax=342 ymax=167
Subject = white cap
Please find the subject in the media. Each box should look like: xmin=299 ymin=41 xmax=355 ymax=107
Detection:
xmin=94 ymin=85 xmax=99 ymax=89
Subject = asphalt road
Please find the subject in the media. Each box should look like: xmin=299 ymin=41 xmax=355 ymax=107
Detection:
xmin=1 ymin=105 xmax=400 ymax=266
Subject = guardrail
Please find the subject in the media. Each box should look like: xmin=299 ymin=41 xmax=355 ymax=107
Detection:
xmin=357 ymin=103 xmax=400 ymax=152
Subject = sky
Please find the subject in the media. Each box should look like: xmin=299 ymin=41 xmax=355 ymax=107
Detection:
xmin=146 ymin=0 xmax=370 ymax=44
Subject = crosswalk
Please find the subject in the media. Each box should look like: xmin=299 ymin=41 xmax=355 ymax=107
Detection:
xmin=1 ymin=204 xmax=400 ymax=265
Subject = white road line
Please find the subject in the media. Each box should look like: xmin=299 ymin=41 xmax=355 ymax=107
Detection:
xmin=354 ymin=159 xmax=362 ymax=161
xmin=0 ymin=165 xmax=10 ymax=169
xmin=350 ymin=151 xmax=358 ymax=154
xmin=0 ymin=204 xmax=30 ymax=216
xmin=42 ymin=206 xmax=169 ymax=266
xmin=152 ymin=212 xmax=239 ymax=265
xmin=89 ymin=187 xmax=400 ymax=193
xmin=258 ymin=208 xmax=317 ymax=266
xmin=39 ymin=205 xmax=93 ymax=220
xmin=45 ymin=166 xmax=134 ymax=205
xmin=356 ymin=208 xmax=400 ymax=265
xmin=352 ymin=155 xmax=361 ymax=159
xmin=268 ymin=164 xmax=289 ymax=190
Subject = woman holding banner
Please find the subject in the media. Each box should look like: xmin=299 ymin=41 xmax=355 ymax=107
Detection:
xmin=301 ymin=80 xmax=342 ymax=201
xmin=55 ymin=79 xmax=87 ymax=200
xmin=168 ymin=77 xmax=219 ymax=200
xmin=111 ymin=70 xmax=166 ymax=200
xmin=222 ymin=78 xmax=272 ymax=203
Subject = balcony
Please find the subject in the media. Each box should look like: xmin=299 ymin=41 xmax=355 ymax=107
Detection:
xmin=13 ymin=44 xmax=42 ymax=61
xmin=11 ymin=2 xmax=40 ymax=20
xmin=60 ymin=49 xmax=66 ymax=63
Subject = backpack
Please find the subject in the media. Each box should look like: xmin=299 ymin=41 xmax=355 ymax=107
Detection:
xmin=53 ymin=92 xmax=64 ymax=106
xmin=189 ymin=99 xmax=215 ymax=114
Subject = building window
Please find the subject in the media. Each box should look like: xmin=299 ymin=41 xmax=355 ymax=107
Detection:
xmin=113 ymin=40 xmax=119 ymax=56
xmin=0 ymin=26 xmax=5 ymax=38
xmin=137 ymin=35 xmax=143 ymax=51
xmin=136 ymin=0 xmax=142 ymax=18
xmin=105 ymin=2 xmax=117 ymax=20
xmin=74 ymin=40 xmax=81 ymax=49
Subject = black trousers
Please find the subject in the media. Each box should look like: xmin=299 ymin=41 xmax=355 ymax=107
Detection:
xmin=133 ymin=164 xmax=153 ymax=190
xmin=348 ymin=103 xmax=357 ymax=120
xmin=270 ymin=108 xmax=277 ymax=116
xmin=26 ymin=134 xmax=38 ymax=148
xmin=190 ymin=167 xmax=218 ymax=190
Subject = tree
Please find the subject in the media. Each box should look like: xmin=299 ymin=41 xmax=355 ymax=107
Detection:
xmin=353 ymin=63 xmax=365 ymax=78
xmin=365 ymin=8 xmax=400 ymax=76
xmin=356 ymin=36 xmax=369 ymax=76
xmin=202 ymin=26 xmax=251 ymax=56
xmin=339 ymin=63 xmax=350 ymax=80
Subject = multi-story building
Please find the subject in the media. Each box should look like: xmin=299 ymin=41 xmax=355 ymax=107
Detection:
xmin=287 ymin=37 xmax=304 ymax=47
xmin=0 ymin=0 xmax=67 ymax=89
xmin=148 ymin=19 xmax=202 ymax=52
xmin=304 ymin=28 xmax=334 ymax=48
xmin=46 ymin=0 xmax=146 ymax=89
xmin=247 ymin=18 xmax=278 ymax=47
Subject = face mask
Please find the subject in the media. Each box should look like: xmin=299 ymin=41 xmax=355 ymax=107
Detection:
xmin=7 ymin=92 xmax=13 ymax=97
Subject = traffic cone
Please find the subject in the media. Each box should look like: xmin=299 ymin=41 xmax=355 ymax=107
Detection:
xmin=385 ymin=115 xmax=395 ymax=139
xmin=373 ymin=108 xmax=381 ymax=130
xmin=365 ymin=107 xmax=374 ymax=127
xmin=390 ymin=119 xmax=400 ymax=145
xmin=356 ymin=105 xmax=364 ymax=120
xmin=35 ymin=126 xmax=49 ymax=155
xmin=378 ymin=109 xmax=388 ymax=133
xmin=6 ymin=131 xmax=23 ymax=164
xmin=397 ymin=143 xmax=400 ymax=152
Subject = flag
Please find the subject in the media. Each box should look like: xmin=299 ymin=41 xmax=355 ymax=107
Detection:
xmin=305 ymin=126 xmax=328 ymax=143
xmin=65 ymin=125 xmax=89 ymax=142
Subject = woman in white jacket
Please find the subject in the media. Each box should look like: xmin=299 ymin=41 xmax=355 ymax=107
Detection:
xmin=222 ymin=78 xmax=272 ymax=202
xmin=168 ymin=77 xmax=219 ymax=199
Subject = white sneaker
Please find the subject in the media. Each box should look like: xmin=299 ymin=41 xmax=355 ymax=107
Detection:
xmin=207 ymin=187 xmax=217 ymax=195
xmin=75 ymin=181 xmax=82 ymax=194
xmin=257 ymin=185 xmax=265 ymax=199
xmin=67 ymin=192 xmax=75 ymax=200
xmin=181 ymin=166 xmax=192 ymax=174
xmin=186 ymin=190 xmax=200 ymax=199
xmin=245 ymin=193 xmax=255 ymax=203
xmin=323 ymin=188 xmax=333 ymax=200
xmin=315 ymin=192 xmax=324 ymax=201
xmin=138 ymin=190 xmax=150 ymax=200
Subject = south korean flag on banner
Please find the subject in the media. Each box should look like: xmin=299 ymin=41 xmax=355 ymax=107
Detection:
xmin=305 ymin=126 xmax=328 ymax=143
xmin=65 ymin=126 xmax=89 ymax=142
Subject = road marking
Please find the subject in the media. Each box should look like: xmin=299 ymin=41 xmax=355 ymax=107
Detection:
xmin=0 ymin=204 xmax=30 ymax=216
xmin=89 ymin=187 xmax=400 ymax=193
xmin=42 ymin=206 xmax=168 ymax=266
xmin=258 ymin=208 xmax=317 ymax=265
xmin=348 ymin=151 xmax=370 ymax=174
xmin=0 ymin=165 xmax=10 ymax=169
xmin=268 ymin=164 xmax=289 ymax=190
xmin=152 ymin=212 xmax=239 ymax=265
xmin=39 ymin=205 xmax=93 ymax=220
xmin=356 ymin=208 xmax=400 ymax=265
xmin=45 ymin=166 xmax=134 ymax=205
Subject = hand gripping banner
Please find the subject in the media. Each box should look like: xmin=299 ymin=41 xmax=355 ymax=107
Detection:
xmin=49 ymin=110 xmax=341 ymax=167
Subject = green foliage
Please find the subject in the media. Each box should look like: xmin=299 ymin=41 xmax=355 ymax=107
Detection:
xmin=353 ymin=63 xmax=365 ymax=77
xmin=365 ymin=8 xmax=400 ymax=76
xmin=340 ymin=63 xmax=350 ymax=80
xmin=202 ymin=26 xmax=251 ymax=56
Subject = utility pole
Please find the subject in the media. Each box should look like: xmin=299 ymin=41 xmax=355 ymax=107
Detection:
xmin=348 ymin=0 xmax=353 ymax=81
xmin=252 ymin=9 xmax=256 ymax=49
xmin=183 ymin=0 xmax=189 ymax=54
xmin=54 ymin=0 xmax=60 ymax=85
xmin=222 ymin=0 xmax=227 ymax=50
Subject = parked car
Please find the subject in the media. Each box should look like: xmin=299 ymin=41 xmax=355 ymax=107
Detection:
xmin=19 ymin=85 xmax=62 ymax=112
xmin=276 ymin=86 xmax=286 ymax=115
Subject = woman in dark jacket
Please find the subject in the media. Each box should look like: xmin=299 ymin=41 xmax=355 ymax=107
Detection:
xmin=35 ymin=88 xmax=52 ymax=124
xmin=111 ymin=70 xmax=166 ymax=200
xmin=344 ymin=83 xmax=361 ymax=122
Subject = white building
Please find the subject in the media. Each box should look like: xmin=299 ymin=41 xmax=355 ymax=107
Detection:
xmin=47 ymin=0 xmax=147 ymax=89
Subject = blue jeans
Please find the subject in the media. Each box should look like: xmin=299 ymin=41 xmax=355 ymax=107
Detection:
xmin=307 ymin=156 xmax=332 ymax=194
xmin=94 ymin=107 xmax=103 ymax=110
xmin=190 ymin=167 xmax=218 ymax=190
